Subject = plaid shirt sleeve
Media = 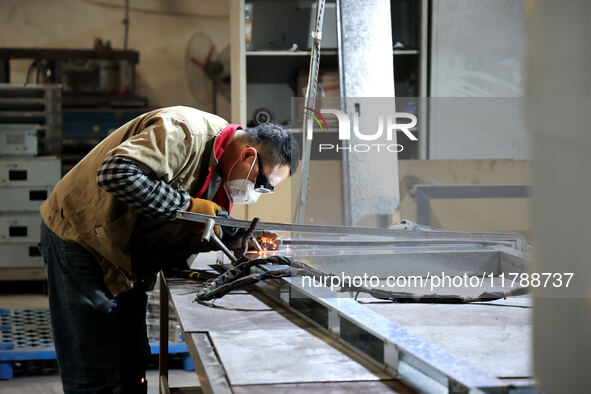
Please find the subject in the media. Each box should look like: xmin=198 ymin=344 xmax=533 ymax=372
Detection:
xmin=97 ymin=156 xmax=191 ymax=219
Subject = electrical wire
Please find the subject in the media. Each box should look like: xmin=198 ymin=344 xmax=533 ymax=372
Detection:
xmin=123 ymin=0 xmax=130 ymax=50
xmin=342 ymin=284 xmax=531 ymax=304
xmin=76 ymin=0 xmax=228 ymax=19
xmin=195 ymin=255 xmax=530 ymax=305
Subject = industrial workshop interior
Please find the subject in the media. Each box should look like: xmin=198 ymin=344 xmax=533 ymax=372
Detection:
xmin=0 ymin=0 xmax=589 ymax=393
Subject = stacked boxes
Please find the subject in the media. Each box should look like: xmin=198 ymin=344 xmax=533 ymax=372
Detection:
xmin=0 ymin=84 xmax=62 ymax=271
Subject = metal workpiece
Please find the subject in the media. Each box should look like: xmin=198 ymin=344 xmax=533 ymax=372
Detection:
xmin=171 ymin=215 xmax=534 ymax=392
xmin=175 ymin=211 xmax=528 ymax=252
xmin=288 ymin=247 xmax=528 ymax=279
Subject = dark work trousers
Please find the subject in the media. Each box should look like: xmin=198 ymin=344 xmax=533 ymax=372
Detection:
xmin=39 ymin=221 xmax=150 ymax=394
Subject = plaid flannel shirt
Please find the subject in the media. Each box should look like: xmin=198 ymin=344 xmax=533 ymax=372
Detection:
xmin=97 ymin=156 xmax=190 ymax=219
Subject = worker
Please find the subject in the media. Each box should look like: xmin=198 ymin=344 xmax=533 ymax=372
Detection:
xmin=37 ymin=106 xmax=299 ymax=393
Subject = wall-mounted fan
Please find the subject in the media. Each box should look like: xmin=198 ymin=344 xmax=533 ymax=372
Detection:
xmin=185 ymin=32 xmax=231 ymax=114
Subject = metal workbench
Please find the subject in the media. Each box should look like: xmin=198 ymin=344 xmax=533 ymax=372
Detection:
xmin=158 ymin=261 xmax=414 ymax=393
xmin=159 ymin=212 xmax=536 ymax=393
xmin=158 ymin=237 xmax=535 ymax=393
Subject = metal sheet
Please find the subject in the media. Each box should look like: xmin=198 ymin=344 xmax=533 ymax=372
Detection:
xmin=232 ymin=380 xmax=413 ymax=394
xmin=403 ymin=325 xmax=532 ymax=378
xmin=364 ymin=300 xmax=532 ymax=377
xmin=362 ymin=298 xmax=533 ymax=323
xmin=167 ymin=279 xmax=308 ymax=333
xmin=209 ymin=328 xmax=390 ymax=386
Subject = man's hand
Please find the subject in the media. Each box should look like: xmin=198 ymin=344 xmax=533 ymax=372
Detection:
xmin=223 ymin=229 xmax=282 ymax=253
xmin=186 ymin=197 xmax=224 ymax=237
xmin=254 ymin=231 xmax=282 ymax=251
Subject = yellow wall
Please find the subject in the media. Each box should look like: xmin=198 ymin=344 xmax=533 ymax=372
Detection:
xmin=234 ymin=160 xmax=344 ymax=226
xmin=399 ymin=160 xmax=531 ymax=236
xmin=239 ymin=159 xmax=530 ymax=237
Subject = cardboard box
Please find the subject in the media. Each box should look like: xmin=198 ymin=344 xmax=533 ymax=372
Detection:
xmin=297 ymin=69 xmax=340 ymax=98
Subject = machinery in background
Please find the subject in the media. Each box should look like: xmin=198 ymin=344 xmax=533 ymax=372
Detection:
xmin=0 ymin=84 xmax=62 ymax=280
xmin=0 ymin=40 xmax=147 ymax=108
xmin=61 ymin=109 xmax=143 ymax=174
xmin=0 ymin=42 xmax=150 ymax=175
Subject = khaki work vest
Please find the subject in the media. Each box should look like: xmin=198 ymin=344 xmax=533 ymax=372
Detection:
xmin=40 ymin=106 xmax=229 ymax=294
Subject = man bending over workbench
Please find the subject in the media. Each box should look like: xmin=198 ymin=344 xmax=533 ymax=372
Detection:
xmin=38 ymin=106 xmax=299 ymax=393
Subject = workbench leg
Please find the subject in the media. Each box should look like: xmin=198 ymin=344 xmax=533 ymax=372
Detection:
xmin=182 ymin=354 xmax=194 ymax=371
xmin=158 ymin=272 xmax=169 ymax=394
xmin=0 ymin=362 xmax=13 ymax=380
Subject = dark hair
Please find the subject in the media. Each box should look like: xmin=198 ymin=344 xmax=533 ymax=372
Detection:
xmin=241 ymin=123 xmax=300 ymax=175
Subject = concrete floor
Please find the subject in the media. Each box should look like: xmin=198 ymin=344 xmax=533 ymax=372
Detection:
xmin=0 ymin=294 xmax=200 ymax=394
xmin=0 ymin=369 xmax=199 ymax=394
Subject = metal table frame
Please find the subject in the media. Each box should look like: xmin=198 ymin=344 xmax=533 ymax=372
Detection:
xmin=160 ymin=274 xmax=229 ymax=394
xmin=157 ymin=273 xmax=400 ymax=394
xmin=162 ymin=211 xmax=537 ymax=393
xmin=158 ymin=245 xmax=536 ymax=393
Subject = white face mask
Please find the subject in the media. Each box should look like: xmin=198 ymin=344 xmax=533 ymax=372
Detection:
xmin=223 ymin=150 xmax=261 ymax=205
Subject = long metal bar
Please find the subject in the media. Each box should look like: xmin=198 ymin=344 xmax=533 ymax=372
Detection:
xmin=175 ymin=211 xmax=528 ymax=251
xmin=419 ymin=0 xmax=429 ymax=159
xmin=184 ymin=333 xmax=232 ymax=394
xmin=285 ymin=238 xmax=514 ymax=248
xmin=0 ymin=48 xmax=139 ymax=62
xmin=295 ymin=0 xmax=326 ymax=224
xmin=335 ymin=0 xmax=352 ymax=227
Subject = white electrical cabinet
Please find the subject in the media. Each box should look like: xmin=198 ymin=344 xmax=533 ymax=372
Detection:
xmin=0 ymin=213 xmax=42 ymax=243
xmin=0 ymin=156 xmax=61 ymax=186
xmin=0 ymin=243 xmax=44 ymax=268
xmin=0 ymin=84 xmax=62 ymax=277
xmin=0 ymin=186 xmax=53 ymax=212
xmin=0 ymin=125 xmax=39 ymax=156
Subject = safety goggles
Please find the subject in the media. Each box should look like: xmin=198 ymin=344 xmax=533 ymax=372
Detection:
xmin=254 ymin=156 xmax=274 ymax=194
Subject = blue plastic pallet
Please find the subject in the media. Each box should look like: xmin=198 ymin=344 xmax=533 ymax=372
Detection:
xmin=0 ymin=307 xmax=193 ymax=380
